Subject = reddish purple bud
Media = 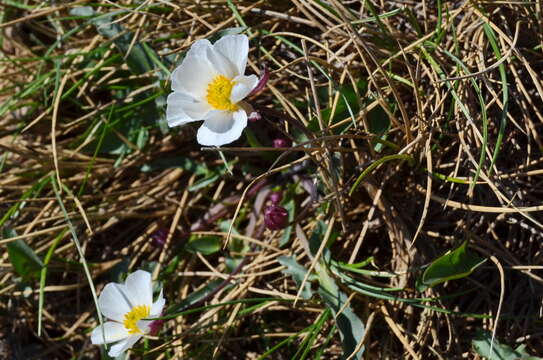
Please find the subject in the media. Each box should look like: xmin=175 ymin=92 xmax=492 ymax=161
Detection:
xmin=248 ymin=67 xmax=270 ymax=97
xmin=151 ymin=228 xmax=168 ymax=248
xmin=248 ymin=111 xmax=261 ymax=122
xmin=264 ymin=205 xmax=289 ymax=230
xmin=268 ymin=191 xmax=283 ymax=205
xmin=149 ymin=319 xmax=165 ymax=336
xmin=273 ymin=138 xmax=291 ymax=148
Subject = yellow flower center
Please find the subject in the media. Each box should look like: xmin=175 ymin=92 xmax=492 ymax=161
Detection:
xmin=123 ymin=305 xmax=150 ymax=335
xmin=206 ymin=75 xmax=238 ymax=111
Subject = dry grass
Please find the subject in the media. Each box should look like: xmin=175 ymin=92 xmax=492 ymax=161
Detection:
xmin=1 ymin=0 xmax=543 ymax=359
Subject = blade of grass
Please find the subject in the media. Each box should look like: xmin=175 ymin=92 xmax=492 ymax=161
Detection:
xmin=483 ymin=23 xmax=508 ymax=176
xmin=38 ymin=228 xmax=67 ymax=336
xmin=50 ymin=176 xmax=105 ymax=349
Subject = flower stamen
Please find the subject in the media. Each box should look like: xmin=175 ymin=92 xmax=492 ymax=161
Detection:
xmin=123 ymin=305 xmax=150 ymax=334
xmin=206 ymin=75 xmax=238 ymax=111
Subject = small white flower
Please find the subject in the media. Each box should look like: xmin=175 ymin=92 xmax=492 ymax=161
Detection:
xmin=166 ymin=34 xmax=258 ymax=146
xmin=91 ymin=270 xmax=165 ymax=358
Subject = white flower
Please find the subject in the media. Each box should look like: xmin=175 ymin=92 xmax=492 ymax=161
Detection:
xmin=91 ymin=270 xmax=165 ymax=358
xmin=166 ymin=34 xmax=258 ymax=146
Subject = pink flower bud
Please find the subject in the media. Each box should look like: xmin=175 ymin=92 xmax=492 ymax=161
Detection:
xmin=151 ymin=228 xmax=168 ymax=248
xmin=248 ymin=111 xmax=261 ymax=122
xmin=273 ymin=138 xmax=291 ymax=148
xmin=264 ymin=205 xmax=289 ymax=230
xmin=149 ymin=319 xmax=165 ymax=336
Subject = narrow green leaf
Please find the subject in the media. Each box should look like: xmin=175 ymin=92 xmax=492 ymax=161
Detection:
xmin=482 ymin=23 xmax=508 ymax=176
xmin=188 ymin=174 xmax=220 ymax=192
xmin=418 ymin=241 xmax=486 ymax=291
xmin=168 ymin=279 xmax=224 ymax=313
xmin=349 ymin=154 xmax=414 ymax=196
xmin=38 ymin=229 xmax=66 ymax=335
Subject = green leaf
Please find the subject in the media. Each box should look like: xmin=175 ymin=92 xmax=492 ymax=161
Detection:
xmin=305 ymin=219 xmax=365 ymax=358
xmin=188 ymin=174 xmax=220 ymax=192
xmin=88 ymin=10 xmax=154 ymax=75
xmin=304 ymin=80 xmax=367 ymax=134
xmin=367 ymin=104 xmax=391 ymax=153
xmin=136 ymin=127 xmax=149 ymax=149
xmin=277 ymin=256 xmax=314 ymax=300
xmin=71 ymin=6 xmax=155 ymax=74
xmin=472 ymin=329 xmax=541 ymax=360
xmin=140 ymin=157 xmax=207 ymax=174
xmin=308 ymin=220 xmax=328 ymax=257
xmin=185 ymin=236 xmax=221 ymax=255
xmin=4 ymin=228 xmax=44 ymax=282
xmin=317 ymin=265 xmax=365 ymax=359
xmin=418 ymin=241 xmax=486 ymax=291
xmin=279 ymin=199 xmax=295 ymax=247
xmin=168 ymin=279 xmax=224 ymax=313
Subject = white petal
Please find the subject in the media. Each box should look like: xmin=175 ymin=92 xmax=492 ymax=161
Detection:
xmin=171 ymin=39 xmax=218 ymax=98
xmin=91 ymin=322 xmax=129 ymax=345
xmin=197 ymin=110 xmax=247 ymax=146
xmin=206 ymin=47 xmax=236 ymax=79
xmin=202 ymin=111 xmax=234 ymax=133
xmin=107 ymin=334 xmax=142 ymax=358
xmin=98 ymin=283 xmax=131 ymax=322
xmin=214 ymin=35 xmax=249 ymax=76
xmin=171 ymin=56 xmax=217 ymax=98
xmin=186 ymin=39 xmax=212 ymax=58
xmin=136 ymin=319 xmax=152 ymax=334
xmin=124 ymin=270 xmax=153 ymax=306
xmin=167 ymin=92 xmax=210 ymax=127
xmin=167 ymin=92 xmax=198 ymax=127
xmin=171 ymin=39 xmax=212 ymax=90
xmin=150 ymin=289 xmax=166 ymax=317
xmin=231 ymin=75 xmax=258 ymax=103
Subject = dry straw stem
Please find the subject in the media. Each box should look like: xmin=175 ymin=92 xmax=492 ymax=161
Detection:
xmin=2 ymin=0 xmax=543 ymax=359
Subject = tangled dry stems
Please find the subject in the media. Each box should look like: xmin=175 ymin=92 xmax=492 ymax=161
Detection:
xmin=1 ymin=0 xmax=543 ymax=359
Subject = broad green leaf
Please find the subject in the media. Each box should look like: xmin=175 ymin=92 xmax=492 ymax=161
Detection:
xmin=81 ymin=8 xmax=155 ymax=75
xmin=185 ymin=236 xmax=221 ymax=255
xmin=308 ymin=220 xmax=328 ymax=257
xmin=71 ymin=6 xmax=165 ymax=155
xmin=71 ymin=6 xmax=152 ymax=73
xmin=418 ymin=241 xmax=486 ymax=291
xmin=68 ymin=5 xmax=94 ymax=17
xmin=308 ymin=222 xmax=365 ymax=359
xmin=317 ymin=263 xmax=365 ymax=359
xmin=278 ymin=256 xmax=314 ymax=300
xmin=472 ymin=329 xmax=541 ymax=360
xmin=279 ymin=199 xmax=295 ymax=247
xmin=4 ymin=228 xmax=44 ymax=282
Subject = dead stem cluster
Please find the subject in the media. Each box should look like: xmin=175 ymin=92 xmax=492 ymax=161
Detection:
xmin=1 ymin=1 xmax=543 ymax=359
